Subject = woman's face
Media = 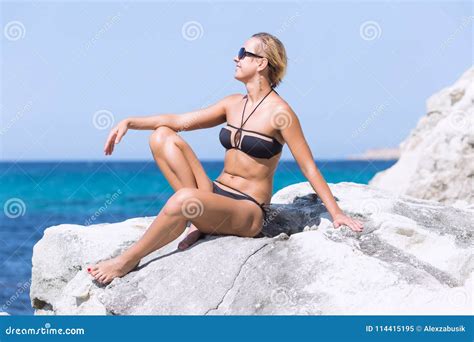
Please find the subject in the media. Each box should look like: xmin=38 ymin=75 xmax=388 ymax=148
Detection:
xmin=234 ymin=38 xmax=265 ymax=84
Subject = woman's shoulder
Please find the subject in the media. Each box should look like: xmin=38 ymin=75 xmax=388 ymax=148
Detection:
xmin=269 ymin=93 xmax=292 ymax=113
xmin=225 ymin=93 xmax=246 ymax=100
xmin=219 ymin=93 xmax=246 ymax=107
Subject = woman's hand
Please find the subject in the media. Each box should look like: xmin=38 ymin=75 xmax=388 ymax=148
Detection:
xmin=332 ymin=212 xmax=364 ymax=232
xmin=104 ymin=119 xmax=130 ymax=155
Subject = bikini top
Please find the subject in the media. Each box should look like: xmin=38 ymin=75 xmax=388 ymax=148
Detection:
xmin=219 ymin=88 xmax=284 ymax=159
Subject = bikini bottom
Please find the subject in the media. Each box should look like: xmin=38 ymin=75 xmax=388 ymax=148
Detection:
xmin=212 ymin=179 xmax=268 ymax=226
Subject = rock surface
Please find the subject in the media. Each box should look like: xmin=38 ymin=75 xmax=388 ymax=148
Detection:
xmin=370 ymin=67 xmax=474 ymax=208
xmin=30 ymin=182 xmax=473 ymax=315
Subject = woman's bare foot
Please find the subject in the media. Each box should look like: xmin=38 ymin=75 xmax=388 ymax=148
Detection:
xmin=87 ymin=255 xmax=139 ymax=285
xmin=177 ymin=225 xmax=203 ymax=250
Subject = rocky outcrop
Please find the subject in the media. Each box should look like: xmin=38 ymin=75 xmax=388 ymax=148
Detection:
xmin=30 ymin=182 xmax=473 ymax=315
xmin=370 ymin=67 xmax=474 ymax=208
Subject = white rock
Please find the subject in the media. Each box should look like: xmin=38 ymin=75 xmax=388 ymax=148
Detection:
xmin=30 ymin=182 xmax=473 ymax=315
xmin=370 ymin=67 xmax=474 ymax=205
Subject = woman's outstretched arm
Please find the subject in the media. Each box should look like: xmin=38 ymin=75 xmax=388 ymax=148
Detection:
xmin=126 ymin=95 xmax=231 ymax=131
xmin=103 ymin=94 xmax=240 ymax=155
xmin=276 ymin=105 xmax=364 ymax=232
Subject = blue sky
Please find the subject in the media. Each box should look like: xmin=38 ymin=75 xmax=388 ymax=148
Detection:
xmin=1 ymin=0 xmax=472 ymax=161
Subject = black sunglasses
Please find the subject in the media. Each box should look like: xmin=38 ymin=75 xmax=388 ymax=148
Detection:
xmin=238 ymin=47 xmax=265 ymax=61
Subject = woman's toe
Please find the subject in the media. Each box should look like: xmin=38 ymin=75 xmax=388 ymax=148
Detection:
xmin=88 ymin=265 xmax=99 ymax=275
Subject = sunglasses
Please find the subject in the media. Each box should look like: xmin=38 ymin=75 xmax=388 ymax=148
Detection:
xmin=237 ymin=47 xmax=265 ymax=61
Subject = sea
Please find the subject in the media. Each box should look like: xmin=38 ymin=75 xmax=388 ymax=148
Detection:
xmin=0 ymin=159 xmax=396 ymax=315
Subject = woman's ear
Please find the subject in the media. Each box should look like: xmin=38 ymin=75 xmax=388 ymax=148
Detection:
xmin=257 ymin=57 xmax=270 ymax=71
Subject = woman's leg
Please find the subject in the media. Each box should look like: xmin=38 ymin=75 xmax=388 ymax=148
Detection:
xmin=148 ymin=126 xmax=213 ymax=249
xmin=149 ymin=126 xmax=213 ymax=191
xmin=89 ymin=188 xmax=264 ymax=284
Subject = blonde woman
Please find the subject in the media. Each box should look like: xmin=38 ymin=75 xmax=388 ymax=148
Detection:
xmin=88 ymin=32 xmax=364 ymax=284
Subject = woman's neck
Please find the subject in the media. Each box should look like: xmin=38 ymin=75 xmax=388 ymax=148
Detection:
xmin=245 ymin=77 xmax=273 ymax=104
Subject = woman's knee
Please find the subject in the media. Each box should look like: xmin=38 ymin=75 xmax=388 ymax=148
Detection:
xmin=149 ymin=126 xmax=176 ymax=150
xmin=163 ymin=188 xmax=203 ymax=218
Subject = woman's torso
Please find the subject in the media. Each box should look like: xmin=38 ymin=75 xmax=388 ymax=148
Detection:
xmin=215 ymin=92 xmax=287 ymax=204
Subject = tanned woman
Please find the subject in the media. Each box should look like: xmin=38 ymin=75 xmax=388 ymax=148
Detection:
xmin=88 ymin=32 xmax=364 ymax=285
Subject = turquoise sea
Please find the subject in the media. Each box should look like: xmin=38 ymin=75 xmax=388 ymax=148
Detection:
xmin=0 ymin=160 xmax=396 ymax=315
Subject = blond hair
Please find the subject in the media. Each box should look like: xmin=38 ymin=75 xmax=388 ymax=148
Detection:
xmin=251 ymin=32 xmax=288 ymax=88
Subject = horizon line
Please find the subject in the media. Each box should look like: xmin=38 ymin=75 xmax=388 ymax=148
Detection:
xmin=0 ymin=158 xmax=398 ymax=163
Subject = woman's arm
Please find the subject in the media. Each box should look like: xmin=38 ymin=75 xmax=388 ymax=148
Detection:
xmin=126 ymin=94 xmax=233 ymax=131
xmin=126 ymin=94 xmax=237 ymax=132
xmin=277 ymin=105 xmax=364 ymax=232
xmin=103 ymin=94 xmax=239 ymax=155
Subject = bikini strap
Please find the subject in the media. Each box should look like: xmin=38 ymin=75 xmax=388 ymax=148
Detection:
xmin=214 ymin=179 xmax=248 ymax=197
xmin=234 ymin=88 xmax=274 ymax=147
xmin=213 ymin=180 xmax=266 ymax=207
xmin=240 ymin=88 xmax=274 ymax=129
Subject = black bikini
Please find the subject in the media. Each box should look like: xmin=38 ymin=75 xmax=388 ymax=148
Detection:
xmin=219 ymin=88 xmax=283 ymax=159
xmin=212 ymin=180 xmax=268 ymax=221
xmin=213 ymin=88 xmax=282 ymax=222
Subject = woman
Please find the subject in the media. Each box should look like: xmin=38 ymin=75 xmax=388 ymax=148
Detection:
xmin=88 ymin=32 xmax=364 ymax=285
